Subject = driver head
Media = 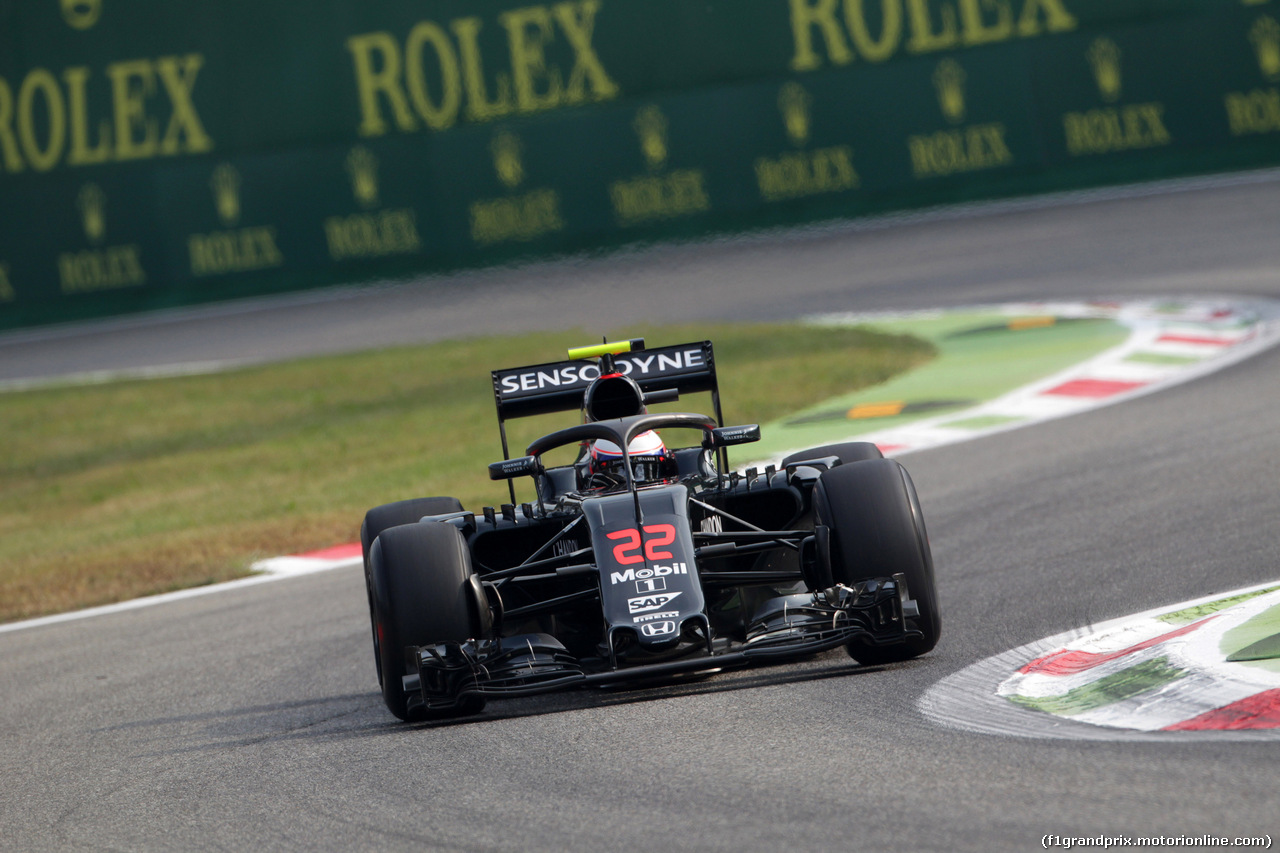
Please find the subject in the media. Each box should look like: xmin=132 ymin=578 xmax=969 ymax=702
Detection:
xmin=587 ymin=430 xmax=677 ymax=487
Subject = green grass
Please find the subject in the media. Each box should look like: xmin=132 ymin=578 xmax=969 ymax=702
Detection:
xmin=0 ymin=322 xmax=933 ymax=623
xmin=750 ymin=314 xmax=1127 ymax=457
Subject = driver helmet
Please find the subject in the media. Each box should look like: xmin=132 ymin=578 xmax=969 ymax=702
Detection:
xmin=587 ymin=430 xmax=677 ymax=486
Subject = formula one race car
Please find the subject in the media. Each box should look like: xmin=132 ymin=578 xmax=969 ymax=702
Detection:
xmin=362 ymin=339 xmax=940 ymax=721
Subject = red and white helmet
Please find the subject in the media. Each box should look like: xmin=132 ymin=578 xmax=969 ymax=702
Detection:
xmin=587 ymin=430 xmax=676 ymax=485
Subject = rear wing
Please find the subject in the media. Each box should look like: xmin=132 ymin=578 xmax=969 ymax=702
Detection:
xmin=491 ymin=339 xmax=724 ymax=463
xmin=492 ymin=340 xmax=720 ymax=420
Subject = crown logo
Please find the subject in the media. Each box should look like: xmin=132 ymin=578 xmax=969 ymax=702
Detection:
xmin=61 ymin=0 xmax=101 ymax=30
xmin=77 ymin=183 xmax=106 ymax=244
xmin=634 ymin=105 xmax=669 ymax=171
xmin=1251 ymin=16 xmax=1280 ymax=82
xmin=345 ymin=146 xmax=380 ymax=209
xmin=210 ymin=164 xmax=241 ymax=227
xmin=491 ymin=131 xmax=524 ymax=189
xmin=778 ymin=82 xmax=813 ymax=147
xmin=933 ymin=60 xmax=967 ymax=124
xmin=1088 ymin=38 xmax=1123 ymax=103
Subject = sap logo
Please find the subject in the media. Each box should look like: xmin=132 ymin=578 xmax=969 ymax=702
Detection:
xmin=640 ymin=621 xmax=676 ymax=637
xmin=635 ymin=577 xmax=666 ymax=594
xmin=609 ymin=563 xmax=688 ymax=585
xmin=627 ymin=591 xmax=682 ymax=614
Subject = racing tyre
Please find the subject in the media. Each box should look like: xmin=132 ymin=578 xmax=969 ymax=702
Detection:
xmin=781 ymin=441 xmax=883 ymax=468
xmin=813 ymin=458 xmax=940 ymax=664
xmin=361 ymin=497 xmax=463 ymax=687
xmin=369 ymin=521 xmax=485 ymax=721
xmin=361 ymin=496 xmax=464 ymax=576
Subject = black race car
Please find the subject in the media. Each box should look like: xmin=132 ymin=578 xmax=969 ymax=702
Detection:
xmin=362 ymin=339 xmax=940 ymax=721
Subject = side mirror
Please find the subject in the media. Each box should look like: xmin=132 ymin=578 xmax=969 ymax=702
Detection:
xmin=706 ymin=424 xmax=761 ymax=448
xmin=488 ymin=455 xmax=542 ymax=480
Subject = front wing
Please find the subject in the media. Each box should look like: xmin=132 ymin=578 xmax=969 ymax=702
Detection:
xmin=406 ymin=576 xmax=918 ymax=715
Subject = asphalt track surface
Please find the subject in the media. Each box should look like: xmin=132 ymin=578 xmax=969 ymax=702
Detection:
xmin=3 ymin=171 xmax=1280 ymax=851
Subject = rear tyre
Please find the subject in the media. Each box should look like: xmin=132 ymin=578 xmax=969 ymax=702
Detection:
xmin=782 ymin=441 xmax=883 ymax=468
xmin=361 ymin=497 xmax=463 ymax=687
xmin=369 ymin=521 xmax=484 ymax=721
xmin=813 ymin=458 xmax=940 ymax=664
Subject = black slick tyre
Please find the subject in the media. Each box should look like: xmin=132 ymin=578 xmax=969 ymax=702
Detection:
xmin=781 ymin=441 xmax=883 ymax=468
xmin=361 ymin=497 xmax=464 ymax=577
xmin=360 ymin=497 xmax=463 ymax=687
xmin=369 ymin=521 xmax=484 ymax=721
xmin=813 ymin=458 xmax=940 ymax=664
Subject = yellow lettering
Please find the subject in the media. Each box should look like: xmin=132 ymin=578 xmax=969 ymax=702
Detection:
xmin=0 ymin=56 xmax=212 ymax=171
xmin=1129 ymin=103 xmax=1169 ymax=144
xmin=0 ymin=262 xmax=14 ymax=301
xmin=790 ymin=0 xmax=854 ymax=71
xmin=188 ymin=227 xmax=284 ymax=276
xmin=844 ymin=0 xmax=903 ymax=62
xmin=347 ymin=32 xmax=417 ymax=137
xmin=1225 ymin=89 xmax=1280 ymax=135
xmin=106 ymin=59 xmax=158 ymax=161
xmin=1063 ymin=112 xmax=1089 ymax=154
xmin=57 ymin=246 xmax=146 ymax=293
xmin=959 ymin=0 xmax=1013 ymax=46
xmin=324 ymin=209 xmax=423 ymax=260
xmin=908 ymin=122 xmax=1011 ymax=177
xmin=453 ymin=17 xmax=514 ymax=122
xmin=755 ymin=146 xmax=860 ymax=201
xmin=349 ymin=4 xmax=615 ymax=134
xmin=189 ymin=234 xmax=216 ymax=276
xmin=1017 ymin=0 xmax=1077 ymax=37
xmin=501 ymin=6 xmax=564 ymax=112
xmin=156 ymin=55 xmax=213 ymax=155
xmin=790 ymin=0 xmax=1075 ymax=70
xmin=981 ymin=123 xmax=1011 ymax=161
xmin=469 ymin=188 xmax=564 ymax=244
xmin=1063 ymin=103 xmax=1170 ymax=156
xmin=405 ymin=22 xmax=462 ymax=130
xmin=609 ymin=169 xmax=710 ymax=225
xmin=0 ymin=77 xmax=23 ymax=171
xmin=257 ymin=228 xmax=284 ymax=267
xmin=553 ymin=1 xmax=619 ymax=103
xmin=64 ymin=67 xmax=111 ymax=166
xmin=17 ymin=68 xmax=67 ymax=171
xmin=906 ymin=0 xmax=959 ymax=54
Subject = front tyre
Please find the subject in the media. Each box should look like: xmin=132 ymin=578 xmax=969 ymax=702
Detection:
xmin=361 ymin=496 xmax=464 ymax=578
xmin=782 ymin=441 xmax=883 ymax=468
xmin=369 ymin=521 xmax=485 ymax=721
xmin=360 ymin=497 xmax=463 ymax=687
xmin=813 ymin=459 xmax=940 ymax=664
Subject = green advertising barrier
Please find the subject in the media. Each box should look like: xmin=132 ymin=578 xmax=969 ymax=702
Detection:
xmin=1 ymin=0 xmax=1278 ymax=329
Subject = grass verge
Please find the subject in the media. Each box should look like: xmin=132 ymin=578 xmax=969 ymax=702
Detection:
xmin=0 ymin=322 xmax=933 ymax=623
